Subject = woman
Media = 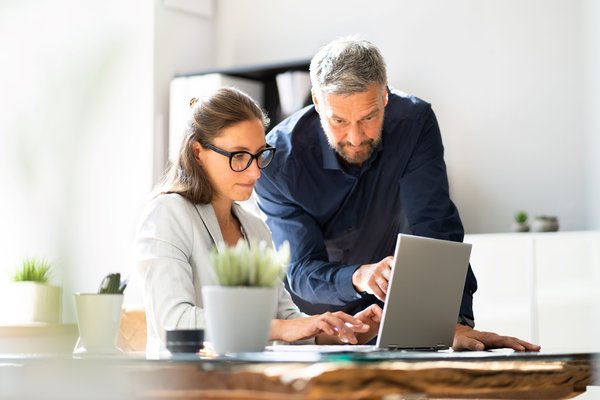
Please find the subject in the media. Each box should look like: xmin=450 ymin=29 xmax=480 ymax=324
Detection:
xmin=136 ymin=87 xmax=381 ymax=355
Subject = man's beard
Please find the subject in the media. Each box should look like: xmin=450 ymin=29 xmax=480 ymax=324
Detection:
xmin=321 ymin=119 xmax=383 ymax=166
xmin=332 ymin=136 xmax=381 ymax=165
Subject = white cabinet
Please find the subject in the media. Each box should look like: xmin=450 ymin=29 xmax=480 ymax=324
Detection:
xmin=464 ymin=231 xmax=600 ymax=351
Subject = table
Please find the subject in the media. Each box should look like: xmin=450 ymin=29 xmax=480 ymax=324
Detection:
xmin=0 ymin=350 xmax=597 ymax=399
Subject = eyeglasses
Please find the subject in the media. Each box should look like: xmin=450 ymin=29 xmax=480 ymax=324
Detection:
xmin=202 ymin=142 xmax=276 ymax=172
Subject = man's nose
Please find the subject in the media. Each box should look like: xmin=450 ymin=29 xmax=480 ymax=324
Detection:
xmin=346 ymin=123 xmax=365 ymax=146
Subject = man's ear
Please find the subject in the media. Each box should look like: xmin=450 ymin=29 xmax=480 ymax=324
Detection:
xmin=311 ymin=88 xmax=320 ymax=114
xmin=191 ymin=140 xmax=202 ymax=163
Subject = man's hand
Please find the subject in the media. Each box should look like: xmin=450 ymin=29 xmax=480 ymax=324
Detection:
xmin=452 ymin=324 xmax=541 ymax=352
xmin=352 ymin=256 xmax=394 ymax=301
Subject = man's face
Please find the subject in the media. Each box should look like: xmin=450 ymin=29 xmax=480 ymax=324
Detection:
xmin=313 ymin=83 xmax=388 ymax=166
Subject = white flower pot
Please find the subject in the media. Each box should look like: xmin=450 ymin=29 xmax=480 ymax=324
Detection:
xmin=511 ymin=222 xmax=530 ymax=232
xmin=0 ymin=282 xmax=62 ymax=324
xmin=73 ymin=293 xmax=123 ymax=355
xmin=202 ymin=286 xmax=276 ymax=353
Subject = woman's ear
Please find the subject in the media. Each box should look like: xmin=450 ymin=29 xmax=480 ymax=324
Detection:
xmin=192 ymin=140 xmax=202 ymax=164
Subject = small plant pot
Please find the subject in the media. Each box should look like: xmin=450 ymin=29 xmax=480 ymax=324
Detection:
xmin=73 ymin=293 xmax=123 ymax=355
xmin=0 ymin=282 xmax=62 ymax=324
xmin=511 ymin=222 xmax=530 ymax=233
xmin=531 ymin=217 xmax=559 ymax=232
xmin=202 ymin=286 xmax=276 ymax=353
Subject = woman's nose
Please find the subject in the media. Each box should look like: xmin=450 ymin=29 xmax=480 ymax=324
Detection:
xmin=245 ymin=159 xmax=261 ymax=178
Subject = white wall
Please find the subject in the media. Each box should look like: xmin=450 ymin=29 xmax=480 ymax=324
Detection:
xmin=214 ymin=0 xmax=595 ymax=234
xmin=153 ymin=0 xmax=215 ymax=182
xmin=583 ymin=0 xmax=600 ymax=230
xmin=0 ymin=1 xmax=154 ymax=321
xmin=0 ymin=0 xmax=214 ymax=321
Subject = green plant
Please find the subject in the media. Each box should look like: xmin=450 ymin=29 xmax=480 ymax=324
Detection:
xmin=13 ymin=258 xmax=52 ymax=283
xmin=514 ymin=211 xmax=528 ymax=224
xmin=98 ymin=273 xmax=127 ymax=294
xmin=209 ymin=240 xmax=290 ymax=287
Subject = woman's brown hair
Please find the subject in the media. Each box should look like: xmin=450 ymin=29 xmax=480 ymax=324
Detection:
xmin=156 ymin=87 xmax=269 ymax=204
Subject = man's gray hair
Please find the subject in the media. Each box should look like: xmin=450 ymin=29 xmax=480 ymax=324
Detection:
xmin=309 ymin=36 xmax=388 ymax=95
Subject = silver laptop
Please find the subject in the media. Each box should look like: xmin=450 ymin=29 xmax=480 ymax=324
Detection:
xmin=375 ymin=234 xmax=472 ymax=351
xmin=267 ymin=233 xmax=472 ymax=354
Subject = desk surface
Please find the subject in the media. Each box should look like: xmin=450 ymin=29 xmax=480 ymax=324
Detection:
xmin=1 ymin=350 xmax=598 ymax=399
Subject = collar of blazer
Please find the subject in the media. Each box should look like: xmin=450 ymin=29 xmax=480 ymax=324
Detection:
xmin=193 ymin=202 xmax=253 ymax=250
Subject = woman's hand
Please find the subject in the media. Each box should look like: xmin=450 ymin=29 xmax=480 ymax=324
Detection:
xmin=352 ymin=304 xmax=383 ymax=344
xmin=270 ymin=312 xmax=369 ymax=344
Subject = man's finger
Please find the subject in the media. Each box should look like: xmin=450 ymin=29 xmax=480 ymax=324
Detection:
xmin=453 ymin=336 xmax=485 ymax=351
xmin=378 ymin=278 xmax=388 ymax=294
xmin=381 ymin=258 xmax=393 ymax=280
xmin=369 ymin=284 xmax=386 ymax=302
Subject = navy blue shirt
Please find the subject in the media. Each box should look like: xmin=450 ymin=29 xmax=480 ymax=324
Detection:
xmin=255 ymin=88 xmax=477 ymax=319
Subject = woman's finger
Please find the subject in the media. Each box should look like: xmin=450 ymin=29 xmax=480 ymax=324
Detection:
xmin=317 ymin=314 xmax=359 ymax=344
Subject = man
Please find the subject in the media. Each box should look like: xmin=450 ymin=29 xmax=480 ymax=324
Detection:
xmin=255 ymin=37 xmax=539 ymax=351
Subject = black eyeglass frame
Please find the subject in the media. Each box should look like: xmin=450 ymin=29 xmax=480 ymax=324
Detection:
xmin=201 ymin=142 xmax=276 ymax=172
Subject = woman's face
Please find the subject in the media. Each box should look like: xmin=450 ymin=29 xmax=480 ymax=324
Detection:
xmin=195 ymin=118 xmax=267 ymax=203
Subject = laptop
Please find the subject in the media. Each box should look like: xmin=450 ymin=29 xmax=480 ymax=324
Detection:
xmin=269 ymin=233 xmax=472 ymax=353
xmin=374 ymin=233 xmax=472 ymax=351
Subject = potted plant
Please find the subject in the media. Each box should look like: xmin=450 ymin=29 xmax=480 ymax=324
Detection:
xmin=511 ymin=211 xmax=530 ymax=232
xmin=202 ymin=240 xmax=289 ymax=353
xmin=73 ymin=273 xmax=127 ymax=355
xmin=531 ymin=215 xmax=559 ymax=232
xmin=0 ymin=257 xmax=61 ymax=324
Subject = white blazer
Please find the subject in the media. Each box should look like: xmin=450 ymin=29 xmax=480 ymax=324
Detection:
xmin=135 ymin=193 xmax=305 ymax=356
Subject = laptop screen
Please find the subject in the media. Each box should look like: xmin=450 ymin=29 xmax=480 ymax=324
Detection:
xmin=375 ymin=234 xmax=472 ymax=350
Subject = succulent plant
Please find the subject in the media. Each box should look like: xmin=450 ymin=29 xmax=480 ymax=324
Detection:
xmin=98 ymin=273 xmax=127 ymax=294
xmin=13 ymin=258 xmax=52 ymax=283
xmin=209 ymin=240 xmax=290 ymax=287
xmin=514 ymin=211 xmax=528 ymax=224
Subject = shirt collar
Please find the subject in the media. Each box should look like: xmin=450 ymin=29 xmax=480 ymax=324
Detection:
xmin=318 ymin=128 xmax=341 ymax=170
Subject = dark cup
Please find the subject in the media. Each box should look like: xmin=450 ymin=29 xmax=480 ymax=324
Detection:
xmin=165 ymin=329 xmax=205 ymax=353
